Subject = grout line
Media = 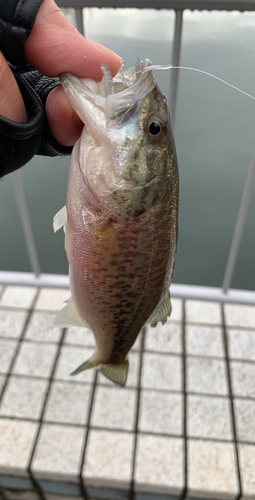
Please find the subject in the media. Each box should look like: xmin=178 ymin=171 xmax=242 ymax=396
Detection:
xmin=0 ymin=412 xmax=247 ymax=442
xmin=183 ymin=353 xmax=227 ymax=361
xmin=0 ymin=372 xmax=95 ymax=385
xmin=78 ymin=369 xmax=98 ymax=500
xmin=225 ymin=394 xmax=255 ymax=401
xmin=0 ymin=288 xmax=41 ymax=405
xmin=142 ymin=350 xmax=183 ymax=358
xmin=139 ymin=349 xmax=238 ymax=362
xmin=226 ymin=358 xmax=255 ymax=365
xmin=130 ymin=326 xmax=146 ymax=500
xmin=28 ymin=470 xmax=47 ymax=500
xmin=185 ymin=392 xmax=233 ymax=400
xmin=79 ymin=479 xmax=90 ymax=500
xmin=226 ymin=325 xmax=255 ymax=332
xmin=63 ymin=343 xmax=142 ymax=352
xmin=180 ymin=300 xmax=187 ymax=500
xmin=185 ymin=321 xmax=223 ymax=327
xmin=27 ymin=327 xmax=66 ymax=471
xmin=187 ymin=321 xmax=255 ymax=333
xmin=221 ymin=304 xmax=242 ymax=500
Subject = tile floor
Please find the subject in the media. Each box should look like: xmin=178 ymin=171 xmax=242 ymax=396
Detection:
xmin=0 ymin=286 xmax=254 ymax=500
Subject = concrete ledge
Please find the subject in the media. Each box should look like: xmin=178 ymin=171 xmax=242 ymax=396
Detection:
xmin=0 ymin=286 xmax=255 ymax=500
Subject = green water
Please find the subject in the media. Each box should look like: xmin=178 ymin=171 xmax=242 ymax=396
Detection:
xmin=1 ymin=8 xmax=255 ymax=290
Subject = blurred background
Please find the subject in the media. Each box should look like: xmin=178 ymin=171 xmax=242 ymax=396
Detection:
xmin=1 ymin=7 xmax=255 ymax=290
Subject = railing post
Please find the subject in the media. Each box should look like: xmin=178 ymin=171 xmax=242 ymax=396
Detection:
xmin=169 ymin=9 xmax=183 ymax=130
xmin=11 ymin=171 xmax=41 ymax=277
xmin=75 ymin=7 xmax=84 ymax=36
xmin=222 ymin=148 xmax=255 ymax=293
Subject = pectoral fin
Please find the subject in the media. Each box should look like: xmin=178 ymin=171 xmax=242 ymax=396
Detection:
xmin=53 ymin=206 xmax=67 ymax=233
xmin=150 ymin=291 xmax=172 ymax=327
xmin=53 ymin=298 xmax=90 ymax=328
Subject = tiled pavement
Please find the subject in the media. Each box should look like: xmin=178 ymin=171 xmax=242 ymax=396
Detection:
xmin=0 ymin=285 xmax=254 ymax=500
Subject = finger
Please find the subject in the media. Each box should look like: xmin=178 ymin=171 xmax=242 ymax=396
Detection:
xmin=46 ymin=86 xmax=83 ymax=147
xmin=25 ymin=0 xmax=122 ymax=80
xmin=0 ymin=51 xmax=28 ymax=122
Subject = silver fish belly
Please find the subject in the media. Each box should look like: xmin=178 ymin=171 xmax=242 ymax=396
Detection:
xmin=54 ymin=59 xmax=179 ymax=386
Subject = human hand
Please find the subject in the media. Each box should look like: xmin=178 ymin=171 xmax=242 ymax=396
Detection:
xmin=0 ymin=51 xmax=28 ymax=123
xmin=0 ymin=0 xmax=122 ymax=145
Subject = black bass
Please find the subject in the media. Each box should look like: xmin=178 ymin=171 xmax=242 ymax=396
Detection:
xmin=54 ymin=59 xmax=179 ymax=386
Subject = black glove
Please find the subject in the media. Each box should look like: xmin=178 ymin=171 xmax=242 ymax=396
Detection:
xmin=0 ymin=0 xmax=72 ymax=178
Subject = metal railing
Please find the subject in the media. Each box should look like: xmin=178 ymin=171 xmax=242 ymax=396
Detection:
xmin=1 ymin=0 xmax=255 ymax=305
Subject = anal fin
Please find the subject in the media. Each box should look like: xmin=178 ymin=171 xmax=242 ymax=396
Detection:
xmin=150 ymin=291 xmax=172 ymax=328
xmin=53 ymin=298 xmax=90 ymax=329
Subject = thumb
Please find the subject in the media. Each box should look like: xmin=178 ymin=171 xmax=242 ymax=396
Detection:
xmin=25 ymin=0 xmax=122 ymax=80
xmin=0 ymin=51 xmax=28 ymax=122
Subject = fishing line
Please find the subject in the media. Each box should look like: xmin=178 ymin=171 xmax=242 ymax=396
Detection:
xmin=140 ymin=64 xmax=255 ymax=102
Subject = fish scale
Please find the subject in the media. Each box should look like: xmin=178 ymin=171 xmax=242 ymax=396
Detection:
xmin=54 ymin=59 xmax=179 ymax=386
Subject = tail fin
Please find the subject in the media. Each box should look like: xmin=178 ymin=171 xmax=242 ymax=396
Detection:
xmin=100 ymin=360 xmax=129 ymax=387
xmin=70 ymin=355 xmax=99 ymax=376
xmin=70 ymin=355 xmax=129 ymax=387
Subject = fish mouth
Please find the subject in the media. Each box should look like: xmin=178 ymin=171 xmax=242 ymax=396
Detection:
xmin=108 ymin=57 xmax=153 ymax=94
xmin=59 ymin=58 xmax=156 ymax=124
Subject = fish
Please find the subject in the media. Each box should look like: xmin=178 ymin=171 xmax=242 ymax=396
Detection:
xmin=53 ymin=58 xmax=179 ymax=387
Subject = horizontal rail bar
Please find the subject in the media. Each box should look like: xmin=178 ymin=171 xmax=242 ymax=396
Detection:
xmin=0 ymin=272 xmax=69 ymax=288
xmin=1 ymin=272 xmax=255 ymax=305
xmin=56 ymin=0 xmax=255 ymax=11
xmin=171 ymin=283 xmax=255 ymax=305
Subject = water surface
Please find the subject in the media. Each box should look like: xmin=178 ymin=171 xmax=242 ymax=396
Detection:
xmin=1 ymin=8 xmax=255 ymax=290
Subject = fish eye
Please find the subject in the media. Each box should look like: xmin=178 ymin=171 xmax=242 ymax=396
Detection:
xmin=146 ymin=115 xmax=166 ymax=142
